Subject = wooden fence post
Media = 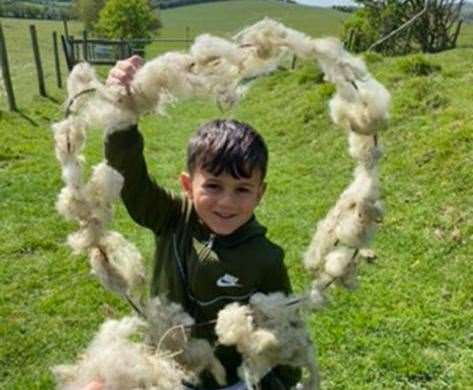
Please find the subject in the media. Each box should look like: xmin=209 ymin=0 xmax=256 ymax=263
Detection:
xmin=53 ymin=31 xmax=62 ymax=88
xmin=30 ymin=24 xmax=46 ymax=97
xmin=63 ymin=17 xmax=69 ymax=39
xmin=186 ymin=26 xmax=190 ymax=49
xmin=291 ymin=55 xmax=297 ymax=69
xmin=82 ymin=30 xmax=89 ymax=61
xmin=61 ymin=34 xmax=74 ymax=71
xmin=0 ymin=23 xmax=17 ymax=111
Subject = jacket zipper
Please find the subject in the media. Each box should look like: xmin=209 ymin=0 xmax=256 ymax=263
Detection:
xmin=207 ymin=233 xmax=216 ymax=250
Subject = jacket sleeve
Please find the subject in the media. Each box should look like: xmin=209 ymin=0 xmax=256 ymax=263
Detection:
xmin=260 ymin=248 xmax=302 ymax=389
xmin=104 ymin=125 xmax=184 ymax=233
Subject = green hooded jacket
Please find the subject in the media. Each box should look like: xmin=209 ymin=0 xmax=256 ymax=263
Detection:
xmin=105 ymin=126 xmax=300 ymax=389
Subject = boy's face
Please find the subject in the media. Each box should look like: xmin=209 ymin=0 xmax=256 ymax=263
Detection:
xmin=180 ymin=167 xmax=266 ymax=236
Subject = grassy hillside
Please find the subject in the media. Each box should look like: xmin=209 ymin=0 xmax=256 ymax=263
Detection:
xmin=149 ymin=0 xmax=347 ymax=56
xmin=1 ymin=2 xmax=473 ymax=388
xmin=0 ymin=17 xmax=83 ymax=109
xmin=0 ymin=0 xmax=346 ymax=110
xmin=1 ymin=45 xmax=472 ymax=388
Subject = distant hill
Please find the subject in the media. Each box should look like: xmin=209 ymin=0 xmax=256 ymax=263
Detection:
xmin=153 ymin=0 xmax=347 ymax=43
xmin=0 ymin=0 xmax=72 ymax=19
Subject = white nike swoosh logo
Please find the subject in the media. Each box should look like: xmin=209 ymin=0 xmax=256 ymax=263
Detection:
xmin=217 ymin=274 xmax=242 ymax=288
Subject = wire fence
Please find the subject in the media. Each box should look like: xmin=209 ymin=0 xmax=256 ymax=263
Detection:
xmin=0 ymin=18 xmax=193 ymax=112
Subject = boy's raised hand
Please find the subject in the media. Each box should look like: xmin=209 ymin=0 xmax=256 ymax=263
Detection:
xmin=106 ymin=55 xmax=144 ymax=94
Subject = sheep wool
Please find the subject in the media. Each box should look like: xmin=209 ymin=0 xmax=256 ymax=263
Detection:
xmin=145 ymin=297 xmax=227 ymax=387
xmin=216 ymin=293 xmax=319 ymax=390
xmin=53 ymin=316 xmax=188 ymax=390
xmin=52 ymin=17 xmax=392 ymax=388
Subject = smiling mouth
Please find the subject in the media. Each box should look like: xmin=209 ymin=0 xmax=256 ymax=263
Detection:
xmin=214 ymin=212 xmax=237 ymax=220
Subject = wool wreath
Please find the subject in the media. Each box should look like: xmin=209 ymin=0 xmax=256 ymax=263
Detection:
xmin=52 ymin=17 xmax=390 ymax=390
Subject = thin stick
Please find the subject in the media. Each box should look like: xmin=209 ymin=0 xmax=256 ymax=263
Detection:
xmin=368 ymin=0 xmax=430 ymax=52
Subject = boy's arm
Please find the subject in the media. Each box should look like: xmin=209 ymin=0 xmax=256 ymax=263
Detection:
xmin=105 ymin=125 xmax=183 ymax=233
xmin=103 ymin=56 xmax=184 ymax=232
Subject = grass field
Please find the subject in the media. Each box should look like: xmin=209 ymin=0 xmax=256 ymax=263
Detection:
xmin=0 ymin=0 xmax=347 ymax=110
xmin=1 ymin=1 xmax=473 ymax=389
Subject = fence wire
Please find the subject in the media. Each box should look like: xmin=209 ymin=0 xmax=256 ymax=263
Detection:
xmin=0 ymin=18 xmax=192 ymax=111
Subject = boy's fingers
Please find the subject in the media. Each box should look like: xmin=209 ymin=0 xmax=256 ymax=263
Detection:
xmin=106 ymin=56 xmax=143 ymax=89
xmin=116 ymin=60 xmax=136 ymax=73
xmin=83 ymin=379 xmax=104 ymax=390
xmin=129 ymin=55 xmax=144 ymax=69
xmin=116 ymin=56 xmax=144 ymax=74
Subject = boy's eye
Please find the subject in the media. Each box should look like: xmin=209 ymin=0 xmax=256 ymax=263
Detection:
xmin=237 ymin=187 xmax=250 ymax=193
xmin=204 ymin=183 xmax=220 ymax=191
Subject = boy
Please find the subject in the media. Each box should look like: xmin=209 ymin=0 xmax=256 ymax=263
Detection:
xmin=104 ymin=56 xmax=300 ymax=389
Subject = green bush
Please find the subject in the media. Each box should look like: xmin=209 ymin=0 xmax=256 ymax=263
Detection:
xmin=397 ymin=55 xmax=442 ymax=76
xmin=395 ymin=77 xmax=449 ymax=114
xmin=95 ymin=0 xmax=161 ymax=39
xmin=297 ymin=65 xmax=324 ymax=85
xmin=363 ymin=51 xmax=384 ymax=65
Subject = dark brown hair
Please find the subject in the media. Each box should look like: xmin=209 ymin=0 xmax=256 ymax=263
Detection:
xmin=187 ymin=119 xmax=268 ymax=180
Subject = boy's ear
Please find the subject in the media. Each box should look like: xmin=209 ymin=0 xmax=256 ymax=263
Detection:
xmin=180 ymin=172 xmax=193 ymax=200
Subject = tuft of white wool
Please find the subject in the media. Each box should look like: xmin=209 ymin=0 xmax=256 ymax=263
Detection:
xmin=53 ymin=316 xmax=188 ymax=390
xmin=85 ymin=162 xmax=124 ymax=206
xmin=308 ymin=283 xmax=326 ymax=309
xmin=348 ymin=131 xmax=383 ymax=168
xmin=96 ymin=231 xmax=145 ymax=294
xmin=313 ymin=38 xmax=367 ymax=87
xmin=329 ymin=78 xmax=390 ymax=135
xmin=234 ymin=18 xmax=288 ymax=59
xmin=67 ymin=63 xmax=101 ymax=99
xmin=332 ymin=166 xmax=381 ymax=248
xmin=52 ymin=118 xmax=87 ymax=188
xmin=304 ymin=165 xmax=382 ymax=283
xmin=56 ymin=186 xmax=90 ymax=222
xmin=84 ymin=92 xmax=139 ymax=134
xmin=216 ymin=294 xmax=319 ymax=389
xmin=66 ymin=221 xmax=102 ymax=254
xmin=234 ymin=18 xmax=315 ymax=60
xmin=145 ymin=296 xmax=226 ymax=386
xmin=189 ymin=34 xmax=247 ymax=108
xmin=89 ymin=247 xmax=128 ymax=296
xmin=303 ymin=211 xmax=339 ymax=273
xmin=323 ymin=247 xmax=355 ymax=278
xmin=60 ymin=159 xmax=83 ymax=188
xmin=191 ymin=34 xmax=244 ymax=68
xmin=66 ymin=63 xmax=102 ymax=115
xmin=131 ymin=52 xmax=206 ymax=114
xmin=65 ymin=63 xmax=138 ymax=132
xmin=52 ymin=118 xmax=86 ymax=165
xmin=215 ymin=302 xmax=253 ymax=346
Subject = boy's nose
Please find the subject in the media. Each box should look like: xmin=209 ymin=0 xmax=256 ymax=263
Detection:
xmin=218 ymin=192 xmax=236 ymax=208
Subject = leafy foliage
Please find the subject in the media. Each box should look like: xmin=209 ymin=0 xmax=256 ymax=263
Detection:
xmin=344 ymin=0 xmax=465 ymax=55
xmin=72 ymin=0 xmax=106 ymax=30
xmin=396 ymin=54 xmax=442 ymax=76
xmin=95 ymin=0 xmax=161 ymax=40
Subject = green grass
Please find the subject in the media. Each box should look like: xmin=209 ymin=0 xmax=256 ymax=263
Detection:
xmin=1 ymin=2 xmax=473 ymax=389
xmin=0 ymin=17 xmax=83 ymax=109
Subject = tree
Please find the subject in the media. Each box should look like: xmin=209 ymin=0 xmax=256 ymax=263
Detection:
xmin=73 ymin=0 xmax=107 ymax=30
xmin=95 ymin=0 xmax=161 ymax=40
xmin=344 ymin=0 xmax=465 ymax=55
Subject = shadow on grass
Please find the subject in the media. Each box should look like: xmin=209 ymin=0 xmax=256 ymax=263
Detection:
xmin=17 ymin=110 xmax=39 ymax=127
